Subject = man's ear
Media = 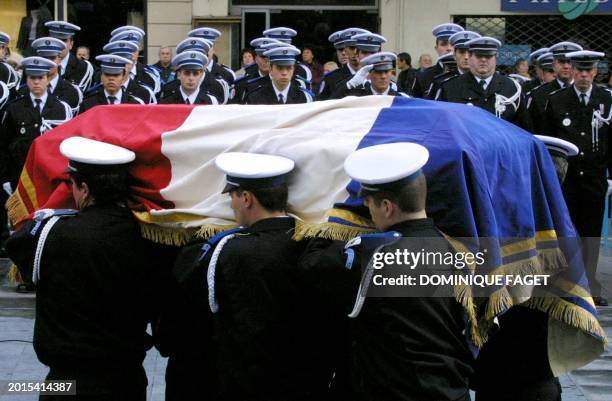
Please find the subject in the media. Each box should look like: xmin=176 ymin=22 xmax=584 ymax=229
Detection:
xmin=242 ymin=190 xmax=253 ymax=209
xmin=382 ymin=198 xmax=394 ymax=219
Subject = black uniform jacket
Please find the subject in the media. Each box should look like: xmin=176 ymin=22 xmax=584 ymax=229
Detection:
xmin=317 ymin=64 xmax=354 ymax=101
xmin=437 ymin=71 xmax=532 ymax=130
xmin=544 ymin=84 xmax=611 ymax=178
xmin=159 ymin=72 xmax=227 ymax=104
xmin=18 ymin=77 xmax=81 ymax=112
xmin=397 ymin=68 xmax=418 ymax=95
xmin=161 ymin=217 xmax=332 ymax=401
xmin=527 ymin=79 xmax=563 ymax=135
xmin=0 ymin=93 xmax=70 ymax=186
xmin=6 ymin=205 xmax=162 ymax=373
xmin=344 ymin=82 xmax=406 ymax=97
xmin=159 ymin=88 xmax=215 ymax=105
xmin=210 ymin=61 xmax=236 ymax=86
xmin=79 ymin=88 xmax=144 ymax=114
xmin=300 ymin=218 xmax=474 ymax=401
xmin=61 ymin=53 xmax=91 ymax=89
xmin=245 ymin=80 xmax=312 ymax=105
xmin=134 ymin=62 xmax=157 ymax=92
xmin=411 ymin=63 xmax=444 ymax=98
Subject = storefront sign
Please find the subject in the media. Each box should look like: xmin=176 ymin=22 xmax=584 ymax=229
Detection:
xmin=501 ymin=0 xmax=612 ymax=19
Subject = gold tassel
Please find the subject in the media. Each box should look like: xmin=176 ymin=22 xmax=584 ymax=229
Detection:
xmin=195 ymin=224 xmax=237 ymax=240
xmin=6 ymin=192 xmax=29 ymax=226
xmin=293 ymin=220 xmax=373 ymax=241
xmin=525 ymin=297 xmax=608 ymax=346
xmin=139 ymin=223 xmax=196 ymax=246
xmin=7 ymin=264 xmax=23 ymax=284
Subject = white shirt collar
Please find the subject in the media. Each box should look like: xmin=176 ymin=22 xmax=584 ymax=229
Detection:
xmin=180 ymin=86 xmax=200 ymax=104
xmin=474 ymin=74 xmax=493 ymax=89
xmin=59 ymin=54 xmax=69 ymax=76
xmin=574 ymin=84 xmax=593 ymax=104
xmin=104 ymin=88 xmax=123 ymax=103
xmin=370 ymin=84 xmax=390 ymax=96
xmin=30 ymin=91 xmax=48 ymax=109
xmin=48 ymin=74 xmax=59 ymax=93
xmin=557 ymin=78 xmax=573 ymax=88
xmin=271 ymin=80 xmax=290 ymax=103
xmin=206 ymin=62 xmax=213 ymax=72
xmin=347 ymin=64 xmax=358 ymax=75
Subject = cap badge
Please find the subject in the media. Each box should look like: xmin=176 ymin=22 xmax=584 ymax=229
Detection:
xmin=110 ymin=58 xmax=115 ymax=63
xmin=563 ymin=45 xmax=568 ymax=50
xmin=190 ymin=53 xmax=196 ymax=58
xmin=33 ymin=59 xmax=39 ymax=65
xmin=562 ymin=118 xmax=571 ymax=127
xmin=119 ymin=43 xmax=125 ymax=47
xmin=191 ymin=40 xmax=196 ymax=44
xmin=45 ymin=40 xmax=50 ymax=45
xmin=283 ymin=50 xmax=288 ymax=54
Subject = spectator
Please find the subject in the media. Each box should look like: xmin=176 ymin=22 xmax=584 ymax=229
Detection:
xmin=418 ymin=53 xmax=433 ymax=70
xmin=76 ymin=45 xmax=90 ymax=60
xmin=397 ymin=52 xmax=417 ymax=94
xmin=323 ymin=61 xmax=338 ymax=74
xmin=235 ymin=47 xmax=256 ymax=77
xmin=152 ymin=46 xmax=174 ymax=84
xmin=513 ymin=58 xmax=531 ymax=79
xmin=301 ymin=45 xmax=324 ymax=93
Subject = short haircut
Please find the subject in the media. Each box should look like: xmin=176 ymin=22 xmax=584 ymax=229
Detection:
xmin=241 ymin=48 xmax=256 ymax=58
xmin=77 ymin=45 xmax=90 ymax=53
xmin=69 ymin=170 xmax=131 ymax=206
xmin=368 ymin=174 xmax=427 ymax=214
xmin=397 ymin=52 xmax=412 ymax=66
xmin=234 ymin=185 xmax=288 ymax=212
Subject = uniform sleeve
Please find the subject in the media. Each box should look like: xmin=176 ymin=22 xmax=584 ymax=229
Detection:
xmin=514 ymin=92 xmax=534 ymax=133
xmin=542 ymin=98 xmax=557 ymax=138
xmin=5 ymin=219 xmax=42 ymax=282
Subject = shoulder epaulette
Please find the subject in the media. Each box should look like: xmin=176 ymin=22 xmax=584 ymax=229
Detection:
xmin=525 ymin=82 xmax=548 ymax=97
xmin=323 ymin=68 xmax=342 ymax=78
xmin=233 ymin=74 xmax=250 ymax=84
xmin=343 ymin=231 xmax=402 ymax=270
xmin=440 ymin=73 xmax=461 ymax=86
xmin=198 ymin=226 xmax=246 ymax=262
xmin=34 ymin=208 xmax=78 ymax=222
xmin=84 ymin=83 xmax=103 ymax=97
xmin=298 ymin=86 xmax=316 ymax=98
xmin=247 ymin=75 xmax=267 ymax=85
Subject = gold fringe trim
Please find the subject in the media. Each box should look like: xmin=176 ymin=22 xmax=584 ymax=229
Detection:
xmin=195 ymin=224 xmax=238 ymax=240
xmin=454 ymin=282 xmax=486 ymax=347
xmin=6 ymin=191 xmax=29 ymax=226
xmin=139 ymin=223 xmax=196 ymax=246
xmin=524 ymin=296 xmax=608 ymax=346
xmin=8 ymin=264 xmax=23 ymax=284
xmin=293 ymin=220 xmax=374 ymax=241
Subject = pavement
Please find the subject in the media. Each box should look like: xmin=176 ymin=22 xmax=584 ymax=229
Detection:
xmin=0 ymin=251 xmax=611 ymax=401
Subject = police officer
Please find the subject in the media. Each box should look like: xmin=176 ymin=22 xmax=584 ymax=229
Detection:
xmin=523 ymin=47 xmax=549 ymax=94
xmin=527 ymin=42 xmax=582 ymax=135
xmin=245 ymin=46 xmax=313 ymax=105
xmin=102 ymin=40 xmax=155 ymax=104
xmin=543 ymin=50 xmax=611 ymax=306
xmin=301 ymin=142 xmax=474 ymax=401
xmin=0 ymin=57 xmax=72 ymax=191
xmin=412 ymin=23 xmax=464 ymax=98
xmin=160 ymin=51 xmax=217 ymax=105
xmin=437 ymin=37 xmax=531 ymax=130
xmin=327 ymin=27 xmax=372 ymax=96
xmin=263 ymin=27 xmax=312 ymax=88
xmin=231 ymin=37 xmax=278 ymax=104
xmin=44 ymin=21 xmax=94 ymax=92
xmin=25 ymin=37 xmax=82 ymax=115
xmin=80 ymin=55 xmax=144 ymax=114
xmin=188 ymin=27 xmax=236 ymax=87
xmin=317 ymin=29 xmax=352 ymax=100
xmin=6 ymin=137 xmax=162 ymax=401
xmin=342 ymin=52 xmax=407 ymax=97
xmin=329 ymin=33 xmax=387 ymax=99
xmin=526 ymin=51 xmax=559 ymax=134
xmin=0 ymin=31 xmax=20 ymax=96
xmin=425 ymin=52 xmax=458 ymax=100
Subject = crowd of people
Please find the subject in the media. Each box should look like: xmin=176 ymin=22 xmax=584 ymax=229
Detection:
xmin=0 ymin=18 xmax=610 ymax=401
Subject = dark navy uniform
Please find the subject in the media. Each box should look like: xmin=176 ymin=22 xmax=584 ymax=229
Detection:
xmin=245 ymin=80 xmax=313 ymax=105
xmin=133 ymin=62 xmax=157 ymax=93
xmin=159 ymin=73 xmax=228 ymax=105
xmin=124 ymin=78 xmax=154 ymax=104
xmin=79 ymin=88 xmax=144 ymax=114
xmin=231 ymin=73 xmax=264 ymax=104
xmin=344 ymin=82 xmax=406 ymax=97
xmin=6 ymin=205 xmax=162 ymax=400
xmin=301 ymin=219 xmax=474 ymax=401
xmin=209 ymin=61 xmax=236 ymax=86
xmin=437 ymin=71 xmax=531 ymax=130
xmin=544 ymin=84 xmax=612 ymax=297
xmin=0 ymin=93 xmax=71 ymax=187
xmin=317 ymin=64 xmax=354 ymax=101
xmin=397 ymin=68 xmax=418 ymax=95
xmin=411 ymin=63 xmax=443 ymax=98
xmin=527 ymin=80 xmax=564 ymax=135
xmin=426 ymin=70 xmax=460 ymax=100
xmin=18 ymin=77 xmax=82 ymax=114
xmin=60 ymin=53 xmax=92 ymax=91
xmin=159 ymin=88 xmax=216 ymax=105
xmin=523 ymin=76 xmax=542 ymax=94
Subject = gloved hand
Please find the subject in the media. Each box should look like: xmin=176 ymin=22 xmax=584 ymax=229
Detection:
xmin=2 ymin=182 xmax=12 ymax=196
xmin=346 ymin=65 xmax=373 ymax=89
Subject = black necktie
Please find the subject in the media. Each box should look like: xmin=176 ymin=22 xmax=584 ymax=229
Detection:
xmin=479 ymin=79 xmax=487 ymax=91
xmin=278 ymin=93 xmax=284 ymax=104
xmin=107 ymin=96 xmax=117 ymax=105
xmin=580 ymin=93 xmax=587 ymax=106
xmin=185 ymin=98 xmax=190 ymax=105
xmin=34 ymin=98 xmax=42 ymax=116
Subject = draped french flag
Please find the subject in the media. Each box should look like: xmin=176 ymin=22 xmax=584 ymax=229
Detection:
xmin=8 ymin=96 xmax=606 ymax=372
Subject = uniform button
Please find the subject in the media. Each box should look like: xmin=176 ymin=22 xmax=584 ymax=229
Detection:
xmin=580 ymin=132 xmax=585 ymax=136
xmin=34 ymin=124 xmax=38 ymax=128
xmin=580 ymin=152 xmax=584 ymax=156
xmin=579 ymin=171 xmax=584 ymax=176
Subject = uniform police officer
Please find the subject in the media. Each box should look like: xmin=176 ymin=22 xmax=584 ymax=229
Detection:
xmin=412 ymin=23 xmax=464 ymax=98
xmin=543 ymin=50 xmax=611 ymax=306
xmin=160 ymin=51 xmax=217 ymax=105
xmin=188 ymin=27 xmax=236 ymax=87
xmin=343 ymin=52 xmax=407 ymax=97
xmin=317 ymin=30 xmax=352 ymax=100
xmin=245 ymin=46 xmax=313 ymax=105
xmin=80 ymin=55 xmax=144 ymax=114
xmin=437 ymin=37 xmax=531 ymax=130
xmin=26 ymin=37 xmax=82 ymax=115
xmin=523 ymin=47 xmax=549 ymax=94
xmin=0 ymin=31 xmax=20 ymax=96
xmin=44 ymin=21 xmax=94 ymax=92
xmin=301 ymin=143 xmax=474 ymax=401
xmin=231 ymin=37 xmax=279 ymax=104
xmin=1 ymin=57 xmax=72 ymax=190
xmin=526 ymin=51 xmax=559 ymax=134
xmin=6 ymin=137 xmax=162 ymax=401
xmin=263 ymin=27 xmax=312 ymax=88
